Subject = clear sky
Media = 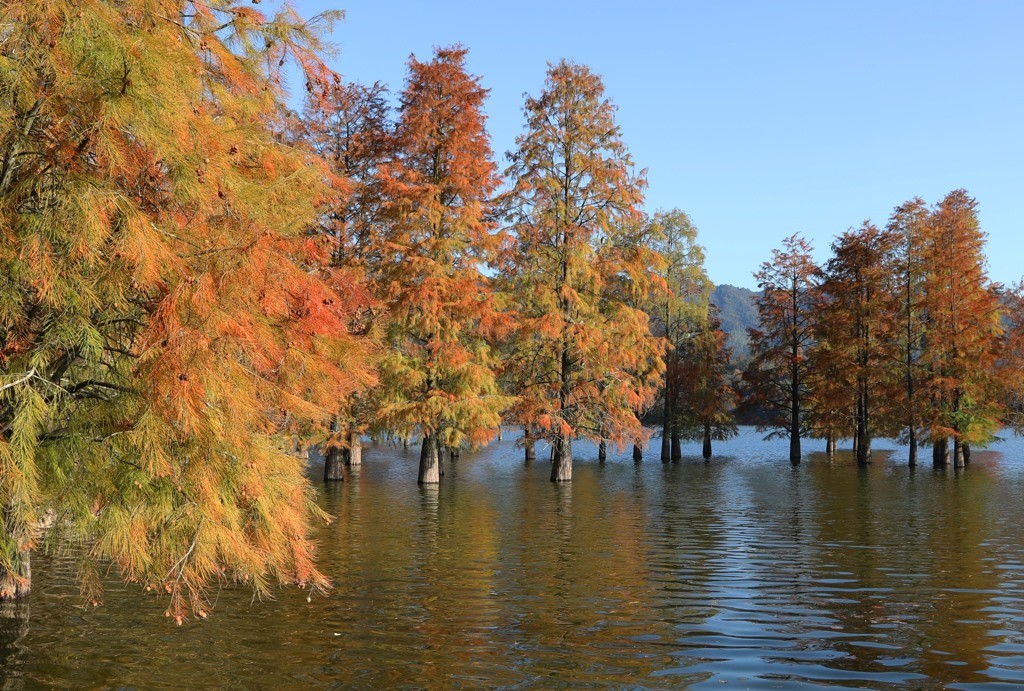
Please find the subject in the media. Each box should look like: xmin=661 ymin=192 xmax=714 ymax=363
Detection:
xmin=294 ymin=0 xmax=1023 ymax=289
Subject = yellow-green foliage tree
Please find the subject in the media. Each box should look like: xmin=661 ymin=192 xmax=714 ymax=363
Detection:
xmin=501 ymin=61 xmax=663 ymax=482
xmin=645 ymin=210 xmax=710 ymax=462
xmin=676 ymin=306 xmax=738 ymax=459
xmin=0 ymin=0 xmax=376 ymax=621
xmin=373 ymin=47 xmax=510 ymax=485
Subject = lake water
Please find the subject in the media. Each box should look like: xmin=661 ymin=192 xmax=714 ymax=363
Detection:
xmin=3 ymin=427 xmax=1024 ymax=689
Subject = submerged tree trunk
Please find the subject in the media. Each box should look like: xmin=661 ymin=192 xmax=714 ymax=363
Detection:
xmin=524 ymin=426 xmax=536 ymax=464
xmin=953 ymin=438 xmax=965 ymax=468
xmin=671 ymin=431 xmax=682 ymax=462
xmin=324 ymin=416 xmax=344 ymax=482
xmin=660 ymin=396 xmax=672 ymax=462
xmin=932 ymin=437 xmax=949 ymax=467
xmin=702 ymin=421 xmax=712 ymax=459
xmin=790 ymin=328 xmax=801 ymax=464
xmin=633 ymin=443 xmax=643 ymax=461
xmin=339 ymin=429 xmax=362 ymax=467
xmin=598 ymin=439 xmax=607 ymax=462
xmin=826 ymin=434 xmax=836 ymax=457
xmin=962 ymin=442 xmax=971 ymax=465
xmin=908 ymin=428 xmax=918 ymax=466
xmin=551 ymin=435 xmax=572 ymax=482
xmin=418 ymin=435 xmax=441 ymax=485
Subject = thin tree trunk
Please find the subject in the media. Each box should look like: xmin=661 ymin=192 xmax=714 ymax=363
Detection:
xmin=551 ymin=435 xmax=572 ymax=482
xmin=418 ymin=435 xmax=440 ymax=485
xmin=908 ymin=427 xmax=917 ymax=466
xmin=702 ymin=421 xmax=712 ymax=459
xmin=633 ymin=443 xmax=643 ymax=461
xmin=598 ymin=439 xmax=607 ymax=462
xmin=660 ymin=394 xmax=672 ymax=462
xmin=789 ymin=282 xmax=801 ymax=465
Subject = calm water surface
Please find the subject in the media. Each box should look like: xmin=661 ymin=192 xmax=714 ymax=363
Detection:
xmin=3 ymin=427 xmax=1024 ymax=689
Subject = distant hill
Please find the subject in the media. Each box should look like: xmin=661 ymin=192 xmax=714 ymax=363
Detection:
xmin=710 ymin=283 xmax=759 ymax=366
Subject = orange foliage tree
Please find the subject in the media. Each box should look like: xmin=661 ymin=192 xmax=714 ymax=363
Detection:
xmin=743 ymin=235 xmax=819 ymax=463
xmin=0 ymin=0 xmax=376 ymax=620
xmin=919 ymin=190 xmax=1003 ymax=466
xmin=815 ymin=222 xmax=900 ymax=465
xmin=886 ymin=197 xmax=930 ymax=465
xmin=372 ymin=47 xmax=510 ymax=484
xmin=501 ymin=61 xmax=663 ymax=482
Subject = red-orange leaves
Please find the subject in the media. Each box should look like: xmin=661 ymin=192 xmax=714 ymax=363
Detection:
xmin=372 ymin=47 xmax=510 ymax=470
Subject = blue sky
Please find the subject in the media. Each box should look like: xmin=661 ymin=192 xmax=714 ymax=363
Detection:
xmin=293 ymin=1 xmax=1023 ymax=289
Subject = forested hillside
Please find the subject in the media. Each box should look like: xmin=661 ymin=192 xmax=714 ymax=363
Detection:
xmin=710 ymin=284 xmax=759 ymax=365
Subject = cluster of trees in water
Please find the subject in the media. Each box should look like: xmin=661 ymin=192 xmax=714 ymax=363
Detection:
xmin=744 ymin=195 xmax=1024 ymax=469
xmin=1 ymin=1 xmax=1021 ymax=622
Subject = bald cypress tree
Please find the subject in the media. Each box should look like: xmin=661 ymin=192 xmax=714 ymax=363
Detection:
xmin=373 ymin=47 xmax=510 ymax=484
xmin=744 ymin=235 xmax=819 ymax=463
xmin=0 ymin=0 xmax=376 ymax=620
xmin=502 ymin=61 xmax=661 ymax=482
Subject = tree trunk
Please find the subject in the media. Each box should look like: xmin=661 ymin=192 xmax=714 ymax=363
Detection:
xmin=418 ymin=435 xmax=440 ymax=485
xmin=790 ymin=317 xmax=801 ymax=464
xmin=346 ymin=431 xmax=362 ymax=466
xmin=852 ymin=433 xmax=859 ymax=456
xmin=324 ymin=417 xmax=344 ymax=482
xmin=660 ymin=395 xmax=672 ymax=462
xmin=598 ymin=439 xmax=607 ymax=462
xmin=908 ymin=427 xmax=917 ymax=467
xmin=551 ymin=435 xmax=572 ymax=482
xmin=632 ymin=443 xmax=643 ymax=461
xmin=671 ymin=432 xmax=682 ymax=462
xmin=449 ymin=446 xmax=460 ymax=462
xmin=702 ymin=421 xmax=712 ymax=460
xmin=857 ymin=435 xmax=871 ymax=466
xmin=856 ymin=384 xmax=871 ymax=466
xmin=524 ymin=426 xmax=536 ymax=464
xmin=826 ymin=434 xmax=836 ymax=456
xmin=932 ymin=437 xmax=949 ymax=467
xmin=953 ymin=438 xmax=965 ymax=468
